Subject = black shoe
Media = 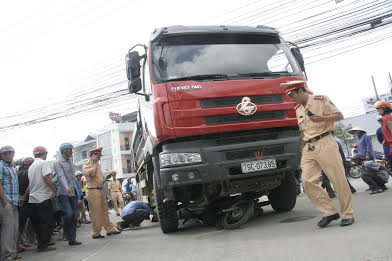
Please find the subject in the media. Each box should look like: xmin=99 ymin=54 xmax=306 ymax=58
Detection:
xmin=369 ymin=189 xmax=383 ymax=194
xmin=328 ymin=193 xmax=336 ymax=199
xmin=340 ymin=218 xmax=354 ymax=227
xmin=69 ymin=240 xmax=82 ymax=246
xmin=92 ymin=234 xmax=105 ymax=239
xmin=107 ymin=230 xmax=121 ymax=236
xmin=317 ymin=213 xmax=340 ymax=228
xmin=38 ymin=246 xmax=56 ymax=252
xmin=381 ymin=185 xmax=389 ymax=191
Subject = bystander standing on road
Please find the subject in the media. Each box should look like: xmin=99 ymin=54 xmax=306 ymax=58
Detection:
xmin=82 ymin=147 xmax=121 ymax=239
xmin=75 ymin=171 xmax=90 ymax=225
xmin=51 ymin=173 xmax=64 ymax=240
xmin=116 ymin=200 xmax=158 ymax=230
xmin=349 ymin=126 xmax=375 ymax=161
xmin=108 ymin=171 xmax=124 ymax=216
xmin=54 ymin=142 xmax=82 ymax=246
xmin=282 ymin=80 xmax=354 ymax=228
xmin=376 ymin=101 xmax=392 ymax=160
xmin=17 ymin=157 xmax=34 ymax=251
xmin=26 ymin=146 xmax=56 ymax=252
xmin=376 ymin=115 xmax=392 ymax=168
xmin=0 ymin=146 xmax=22 ymax=261
xmin=351 ymin=154 xmax=392 ymax=194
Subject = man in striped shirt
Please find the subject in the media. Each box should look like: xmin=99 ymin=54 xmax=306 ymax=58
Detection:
xmin=0 ymin=146 xmax=21 ymax=261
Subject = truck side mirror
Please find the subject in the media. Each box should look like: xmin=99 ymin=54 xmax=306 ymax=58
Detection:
xmin=126 ymin=51 xmax=141 ymax=81
xmin=290 ymin=47 xmax=306 ymax=72
xmin=128 ymin=78 xmax=142 ymax=93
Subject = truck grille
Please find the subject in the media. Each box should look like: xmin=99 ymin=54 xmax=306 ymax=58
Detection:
xmin=204 ymin=111 xmax=285 ymax=125
xmin=200 ymin=95 xmax=283 ymax=108
xmin=226 ymin=145 xmax=284 ymax=160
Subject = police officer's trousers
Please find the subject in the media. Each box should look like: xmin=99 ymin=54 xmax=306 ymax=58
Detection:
xmin=86 ymin=189 xmax=115 ymax=237
xmin=111 ymin=192 xmax=124 ymax=215
xmin=301 ymin=135 xmax=354 ymax=219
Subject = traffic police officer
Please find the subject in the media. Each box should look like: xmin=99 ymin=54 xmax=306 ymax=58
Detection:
xmin=82 ymin=147 xmax=121 ymax=238
xmin=108 ymin=171 xmax=124 ymax=216
xmin=282 ymin=80 xmax=354 ymax=227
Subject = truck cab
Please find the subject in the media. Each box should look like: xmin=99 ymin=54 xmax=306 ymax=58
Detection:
xmin=126 ymin=25 xmax=307 ymax=233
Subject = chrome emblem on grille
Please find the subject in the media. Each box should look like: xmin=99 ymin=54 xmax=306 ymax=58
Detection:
xmin=236 ymin=97 xmax=257 ymax=116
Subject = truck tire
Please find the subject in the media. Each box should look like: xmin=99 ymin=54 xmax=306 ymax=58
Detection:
xmin=153 ymin=173 xmax=178 ymax=233
xmin=268 ymin=172 xmax=297 ymax=212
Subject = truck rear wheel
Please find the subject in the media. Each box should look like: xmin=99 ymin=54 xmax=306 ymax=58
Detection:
xmin=268 ymin=172 xmax=297 ymax=212
xmin=154 ymin=173 xmax=178 ymax=233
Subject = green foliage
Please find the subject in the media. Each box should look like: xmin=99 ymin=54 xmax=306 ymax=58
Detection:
xmin=335 ymin=122 xmax=354 ymax=156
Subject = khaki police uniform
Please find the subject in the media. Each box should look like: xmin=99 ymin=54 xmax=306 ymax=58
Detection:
xmin=82 ymin=159 xmax=116 ymax=237
xmin=108 ymin=179 xmax=124 ymax=215
xmin=296 ymin=94 xmax=354 ymax=219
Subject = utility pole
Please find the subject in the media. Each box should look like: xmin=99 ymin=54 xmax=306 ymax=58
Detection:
xmin=371 ymin=75 xmax=379 ymax=100
xmin=388 ymin=72 xmax=392 ymax=93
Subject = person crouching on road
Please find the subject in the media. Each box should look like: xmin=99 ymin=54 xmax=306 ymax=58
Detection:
xmin=116 ymin=201 xmax=158 ymax=230
xmin=108 ymin=171 xmax=124 ymax=216
xmin=282 ymin=80 xmax=354 ymax=228
xmin=351 ymin=153 xmax=392 ymax=194
xmin=54 ymin=142 xmax=82 ymax=246
xmin=82 ymin=147 xmax=121 ymax=239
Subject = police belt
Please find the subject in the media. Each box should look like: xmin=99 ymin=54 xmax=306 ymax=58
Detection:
xmin=87 ymin=187 xmax=102 ymax=190
xmin=306 ymin=131 xmax=334 ymax=143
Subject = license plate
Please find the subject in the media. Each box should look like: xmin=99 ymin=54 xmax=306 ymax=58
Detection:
xmin=241 ymin=158 xmax=277 ymax=173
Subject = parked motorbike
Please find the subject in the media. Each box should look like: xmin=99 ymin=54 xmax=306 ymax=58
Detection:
xmin=123 ymin=193 xmax=131 ymax=205
xmin=346 ymin=158 xmax=362 ymax=179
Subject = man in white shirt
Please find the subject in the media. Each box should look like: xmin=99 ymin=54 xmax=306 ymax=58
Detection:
xmin=26 ymin=146 xmax=56 ymax=252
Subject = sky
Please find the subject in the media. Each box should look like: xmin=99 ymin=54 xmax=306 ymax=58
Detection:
xmin=0 ymin=0 xmax=391 ymax=159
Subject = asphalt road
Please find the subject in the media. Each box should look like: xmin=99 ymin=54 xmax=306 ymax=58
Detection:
xmin=21 ymin=178 xmax=392 ymax=261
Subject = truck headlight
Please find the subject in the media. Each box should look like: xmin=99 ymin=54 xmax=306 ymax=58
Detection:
xmin=160 ymin=153 xmax=202 ymax=167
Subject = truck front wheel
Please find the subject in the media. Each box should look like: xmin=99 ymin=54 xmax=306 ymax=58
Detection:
xmin=268 ymin=172 xmax=297 ymax=212
xmin=154 ymin=173 xmax=178 ymax=233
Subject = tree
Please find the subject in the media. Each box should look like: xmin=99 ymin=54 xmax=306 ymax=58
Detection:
xmin=335 ymin=122 xmax=354 ymax=156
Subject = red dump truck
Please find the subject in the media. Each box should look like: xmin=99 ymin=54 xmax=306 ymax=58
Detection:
xmin=126 ymin=25 xmax=307 ymax=233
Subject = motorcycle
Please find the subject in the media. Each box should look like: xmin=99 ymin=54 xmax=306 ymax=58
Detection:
xmin=346 ymin=158 xmax=362 ymax=179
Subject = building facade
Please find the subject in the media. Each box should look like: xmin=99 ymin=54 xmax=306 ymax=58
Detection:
xmin=96 ymin=112 xmax=137 ymax=179
xmin=73 ymin=134 xmax=97 ymax=171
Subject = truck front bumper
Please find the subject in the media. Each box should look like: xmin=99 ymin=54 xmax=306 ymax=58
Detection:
xmin=158 ymin=127 xmax=301 ymax=189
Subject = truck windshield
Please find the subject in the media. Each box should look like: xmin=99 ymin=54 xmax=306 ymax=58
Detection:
xmin=150 ymin=33 xmax=301 ymax=84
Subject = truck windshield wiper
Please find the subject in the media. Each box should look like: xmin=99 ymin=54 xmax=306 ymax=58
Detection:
xmin=165 ymin=74 xmax=230 ymax=82
xmin=235 ymin=72 xmax=291 ymax=78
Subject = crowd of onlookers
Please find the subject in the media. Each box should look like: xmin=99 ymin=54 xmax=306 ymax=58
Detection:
xmin=348 ymin=104 xmax=392 ymax=194
xmin=0 ymin=144 xmax=142 ymax=261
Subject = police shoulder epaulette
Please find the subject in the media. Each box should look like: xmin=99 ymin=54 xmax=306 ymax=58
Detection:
xmin=314 ymin=95 xmax=324 ymax=100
